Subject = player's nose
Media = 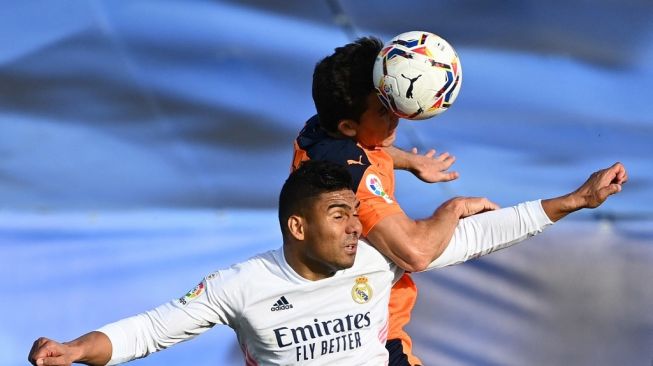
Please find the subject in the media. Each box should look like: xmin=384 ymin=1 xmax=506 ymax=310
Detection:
xmin=347 ymin=215 xmax=362 ymax=238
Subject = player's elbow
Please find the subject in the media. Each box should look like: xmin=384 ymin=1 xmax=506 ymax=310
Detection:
xmin=403 ymin=258 xmax=431 ymax=273
xmin=397 ymin=246 xmax=434 ymax=272
xmin=408 ymin=236 xmax=453 ymax=271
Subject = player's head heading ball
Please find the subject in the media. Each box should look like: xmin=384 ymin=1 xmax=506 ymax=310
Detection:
xmin=312 ymin=36 xmax=383 ymax=134
xmin=278 ymin=160 xmax=354 ymax=239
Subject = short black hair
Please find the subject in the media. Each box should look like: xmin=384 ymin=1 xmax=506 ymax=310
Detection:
xmin=279 ymin=160 xmax=354 ymax=238
xmin=312 ymin=36 xmax=384 ymax=133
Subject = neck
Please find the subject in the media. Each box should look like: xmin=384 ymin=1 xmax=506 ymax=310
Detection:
xmin=282 ymin=244 xmax=335 ymax=281
xmin=322 ymin=126 xmax=349 ymax=141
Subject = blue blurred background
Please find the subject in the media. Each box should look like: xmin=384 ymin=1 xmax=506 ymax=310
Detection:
xmin=2 ymin=1 xmax=652 ymax=365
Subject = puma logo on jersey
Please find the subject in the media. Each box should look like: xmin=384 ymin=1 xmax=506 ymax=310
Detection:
xmin=271 ymin=296 xmax=293 ymax=311
xmin=347 ymin=155 xmax=364 ymax=165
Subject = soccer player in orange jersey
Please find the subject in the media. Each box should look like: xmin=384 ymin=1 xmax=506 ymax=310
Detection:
xmin=292 ymin=36 xmax=488 ymax=365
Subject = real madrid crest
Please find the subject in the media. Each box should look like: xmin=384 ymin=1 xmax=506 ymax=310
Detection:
xmin=351 ymin=276 xmax=373 ymax=304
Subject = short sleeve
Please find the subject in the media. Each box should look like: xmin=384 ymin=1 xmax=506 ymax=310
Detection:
xmin=355 ymin=164 xmax=404 ymax=236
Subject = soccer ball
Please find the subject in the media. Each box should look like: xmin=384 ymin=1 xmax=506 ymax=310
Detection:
xmin=373 ymin=31 xmax=462 ymax=120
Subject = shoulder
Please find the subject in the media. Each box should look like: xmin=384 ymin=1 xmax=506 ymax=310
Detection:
xmin=205 ymin=249 xmax=281 ymax=290
xmin=194 ymin=249 xmax=287 ymax=312
xmin=296 ymin=117 xmax=369 ymax=165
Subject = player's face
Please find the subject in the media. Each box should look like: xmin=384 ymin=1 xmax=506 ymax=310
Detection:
xmin=353 ymin=93 xmax=400 ymax=148
xmin=302 ymin=189 xmax=362 ymax=279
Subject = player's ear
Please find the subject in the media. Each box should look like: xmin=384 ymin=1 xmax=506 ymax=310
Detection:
xmin=337 ymin=119 xmax=358 ymax=138
xmin=287 ymin=215 xmax=305 ymax=241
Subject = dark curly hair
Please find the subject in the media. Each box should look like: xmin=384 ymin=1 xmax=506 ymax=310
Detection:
xmin=278 ymin=160 xmax=353 ymax=238
xmin=312 ymin=37 xmax=383 ymax=133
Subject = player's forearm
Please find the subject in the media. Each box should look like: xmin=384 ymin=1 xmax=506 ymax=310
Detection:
xmin=64 ymin=331 xmax=112 ymax=366
xmin=97 ymin=305 xmax=182 ymax=364
xmin=97 ymin=295 xmax=218 ymax=365
xmin=425 ymin=200 xmax=553 ymax=270
xmin=411 ymin=195 xmax=503 ymax=267
xmin=541 ymin=193 xmax=583 ymax=222
xmin=412 ymin=201 xmax=464 ymax=265
xmin=368 ymin=200 xmax=463 ymax=272
xmin=542 ymin=162 xmax=627 ymax=221
xmin=384 ymin=145 xmax=412 ymax=170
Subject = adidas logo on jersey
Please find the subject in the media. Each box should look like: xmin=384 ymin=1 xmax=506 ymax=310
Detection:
xmin=271 ymin=296 xmax=293 ymax=311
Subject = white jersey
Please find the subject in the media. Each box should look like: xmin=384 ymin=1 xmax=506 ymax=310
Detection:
xmin=98 ymin=200 xmax=552 ymax=365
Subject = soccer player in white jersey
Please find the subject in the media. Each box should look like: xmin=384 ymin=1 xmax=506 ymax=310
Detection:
xmin=28 ymin=160 xmax=627 ymax=366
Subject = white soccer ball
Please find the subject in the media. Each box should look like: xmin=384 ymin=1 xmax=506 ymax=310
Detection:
xmin=373 ymin=31 xmax=462 ymax=120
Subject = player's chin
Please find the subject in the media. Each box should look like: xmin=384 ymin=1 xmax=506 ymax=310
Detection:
xmin=340 ymin=243 xmax=357 ymax=268
xmin=340 ymin=257 xmax=356 ymax=270
xmin=380 ymin=134 xmax=396 ymax=147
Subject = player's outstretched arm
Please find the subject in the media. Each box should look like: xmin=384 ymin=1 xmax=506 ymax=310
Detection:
xmin=28 ymin=332 xmax=112 ymax=366
xmin=542 ymin=162 xmax=628 ymax=222
xmin=425 ymin=162 xmax=628 ymax=270
xmin=366 ymin=196 xmax=499 ymax=272
xmin=385 ymin=145 xmax=459 ymax=183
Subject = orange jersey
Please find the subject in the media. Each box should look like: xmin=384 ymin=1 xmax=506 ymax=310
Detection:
xmin=292 ymin=116 xmax=422 ymax=365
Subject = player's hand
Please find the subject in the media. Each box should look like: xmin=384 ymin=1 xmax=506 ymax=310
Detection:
xmin=571 ymin=162 xmax=628 ymax=209
xmin=443 ymin=196 xmax=500 ymax=218
xmin=409 ymin=147 xmax=459 ymax=183
xmin=28 ymin=337 xmax=76 ymax=366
